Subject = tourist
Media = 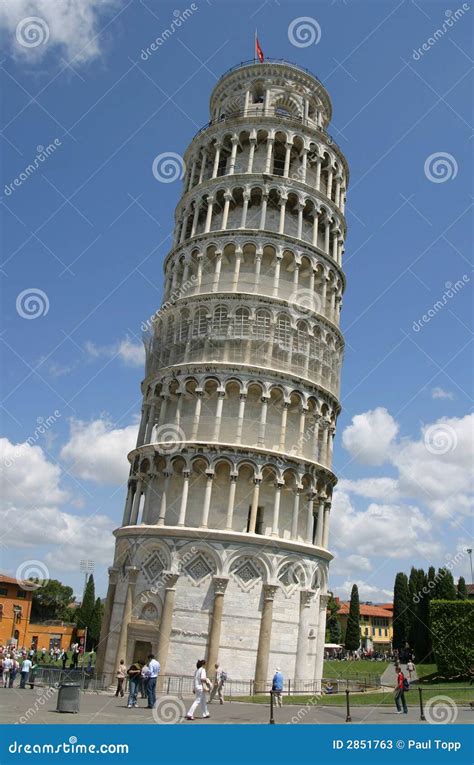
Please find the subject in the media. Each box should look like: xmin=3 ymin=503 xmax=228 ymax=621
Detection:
xmin=29 ymin=660 xmax=38 ymax=689
xmin=61 ymin=650 xmax=68 ymax=670
xmin=2 ymin=654 xmax=12 ymax=688
xmin=115 ymin=660 xmax=126 ymax=698
xmin=19 ymin=656 xmax=32 ymax=689
xmin=146 ymin=654 xmax=160 ymax=709
xmin=126 ymin=662 xmax=141 ymax=708
xmin=209 ymin=663 xmax=226 ymax=704
xmin=324 ymin=681 xmax=334 ymax=694
xmin=140 ymin=662 xmax=150 ymax=699
xmin=9 ymin=657 xmax=19 ymax=687
xmin=406 ymin=659 xmax=415 ymax=679
xmin=394 ymin=666 xmax=408 ymax=714
xmin=186 ymin=659 xmax=211 ymax=720
xmin=272 ymin=667 xmax=284 ymax=707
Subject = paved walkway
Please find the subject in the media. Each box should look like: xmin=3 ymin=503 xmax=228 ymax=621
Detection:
xmin=380 ymin=663 xmax=418 ymax=688
xmin=1 ymin=688 xmax=471 ymax=726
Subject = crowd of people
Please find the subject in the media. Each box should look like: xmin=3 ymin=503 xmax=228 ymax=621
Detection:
xmin=0 ymin=643 xmax=95 ymax=688
xmin=115 ymin=656 xmax=228 ymax=718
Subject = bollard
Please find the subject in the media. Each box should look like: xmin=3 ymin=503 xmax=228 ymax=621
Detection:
xmin=269 ymin=690 xmax=275 ymax=724
xmin=418 ymin=687 xmax=426 ymax=721
xmin=345 ymin=689 xmax=352 ymax=722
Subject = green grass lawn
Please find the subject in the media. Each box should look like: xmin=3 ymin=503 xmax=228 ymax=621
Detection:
xmin=36 ymin=651 xmax=94 ymax=668
xmin=322 ymin=660 xmax=390 ymax=680
xmin=233 ymin=686 xmax=473 ymax=707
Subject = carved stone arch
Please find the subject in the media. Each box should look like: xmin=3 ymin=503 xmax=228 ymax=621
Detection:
xmin=189 ymin=453 xmax=212 ymax=473
xmin=225 ymin=550 xmax=271 ymax=590
xmin=211 ymin=455 xmax=236 ymax=474
xmin=272 ymin=92 xmax=302 ymax=118
xmin=174 ymin=541 xmax=221 ymax=584
xmin=277 ymin=556 xmax=311 ymax=596
xmin=235 ymin=457 xmax=259 ymax=480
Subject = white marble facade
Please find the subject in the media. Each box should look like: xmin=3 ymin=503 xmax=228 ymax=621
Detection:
xmin=98 ymin=61 xmax=348 ymax=689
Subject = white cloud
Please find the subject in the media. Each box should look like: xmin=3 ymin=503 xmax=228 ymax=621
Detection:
xmin=84 ymin=336 xmax=145 ymax=368
xmin=342 ymin=407 xmax=399 ymax=465
xmin=60 ymin=417 xmax=138 ymax=485
xmin=0 ymin=0 xmax=119 ymax=64
xmin=337 ymin=477 xmax=399 ymax=502
xmin=431 ymin=386 xmax=454 ymax=400
xmin=330 ymin=553 xmax=373 ymax=579
xmin=0 ymin=437 xmax=115 ymax=569
xmin=330 ymin=490 xmax=435 ymax=560
xmin=337 ymin=580 xmax=393 ymax=602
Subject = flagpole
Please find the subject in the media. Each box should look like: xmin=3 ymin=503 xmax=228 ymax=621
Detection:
xmin=254 ymin=29 xmax=257 ymax=62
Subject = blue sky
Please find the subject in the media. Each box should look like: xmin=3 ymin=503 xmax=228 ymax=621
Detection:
xmin=1 ymin=0 xmax=472 ymax=600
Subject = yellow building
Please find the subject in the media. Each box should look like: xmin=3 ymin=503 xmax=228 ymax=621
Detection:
xmin=337 ymin=601 xmax=393 ymax=651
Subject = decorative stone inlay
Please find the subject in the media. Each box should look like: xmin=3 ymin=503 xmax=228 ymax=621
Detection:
xmin=231 ymin=557 xmax=263 ymax=593
xmin=278 ymin=562 xmax=305 ymax=598
xmin=213 ymin=576 xmax=229 ymax=595
xmin=184 ymin=553 xmax=214 ymax=585
xmin=142 ymin=551 xmax=166 ymax=584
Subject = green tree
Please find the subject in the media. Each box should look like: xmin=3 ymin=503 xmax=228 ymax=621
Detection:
xmin=431 ymin=600 xmax=474 ymax=677
xmin=392 ymin=572 xmax=410 ymax=651
xmin=457 ymin=576 xmax=468 ymax=600
xmin=88 ymin=597 xmax=104 ymax=649
xmin=344 ymin=584 xmax=360 ymax=652
xmin=76 ymin=575 xmax=95 ymax=631
xmin=31 ymin=579 xmax=75 ymax=622
xmin=325 ymin=593 xmax=342 ymax=644
xmin=434 ymin=568 xmax=456 ymax=600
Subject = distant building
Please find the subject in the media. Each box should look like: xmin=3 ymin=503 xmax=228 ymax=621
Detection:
xmin=337 ymin=600 xmax=393 ymax=651
xmin=466 ymin=584 xmax=474 ymax=599
xmin=0 ymin=574 xmax=83 ymax=652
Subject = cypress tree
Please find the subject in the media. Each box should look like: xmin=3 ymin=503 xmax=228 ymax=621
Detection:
xmin=457 ymin=576 xmax=468 ymax=600
xmin=393 ymin=572 xmax=410 ymax=651
xmin=344 ymin=584 xmax=361 ymax=652
xmin=76 ymin=575 xmax=95 ymax=631
xmin=434 ymin=568 xmax=456 ymax=600
xmin=89 ymin=597 xmax=104 ymax=649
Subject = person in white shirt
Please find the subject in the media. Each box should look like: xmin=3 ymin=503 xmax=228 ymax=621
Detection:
xmin=186 ymin=659 xmax=211 ymax=720
xmin=2 ymin=655 xmax=12 ymax=688
xmin=146 ymin=654 xmax=160 ymax=709
xmin=20 ymin=658 xmax=32 ymax=689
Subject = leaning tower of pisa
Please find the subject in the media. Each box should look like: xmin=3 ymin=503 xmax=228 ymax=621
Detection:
xmin=98 ymin=60 xmax=348 ymax=690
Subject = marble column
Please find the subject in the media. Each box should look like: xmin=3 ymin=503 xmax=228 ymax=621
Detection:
xmin=248 ymin=478 xmax=261 ymax=533
xmin=95 ymin=567 xmax=119 ymax=676
xmin=178 ymin=471 xmax=190 ymax=526
xmin=157 ymin=472 xmax=171 ymax=526
xmin=254 ymin=584 xmax=279 ymax=693
xmin=322 ymin=501 xmax=331 ymax=549
xmin=115 ymin=566 xmax=139 ymax=669
xmin=271 ymin=482 xmax=283 ymax=537
xmin=156 ymin=572 xmax=179 ymax=678
xmin=314 ymin=593 xmax=329 ymax=691
xmin=206 ymin=576 xmax=229 ymax=671
xmin=225 ymin=473 xmax=238 ymax=529
xmin=315 ymin=497 xmax=325 ymax=547
xmin=295 ymin=589 xmax=315 ymax=683
xmin=200 ymin=472 xmax=214 ymax=528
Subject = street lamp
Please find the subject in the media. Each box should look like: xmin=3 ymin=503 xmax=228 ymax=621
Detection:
xmin=466 ymin=548 xmax=473 ymax=585
xmin=80 ymin=560 xmax=95 ymax=592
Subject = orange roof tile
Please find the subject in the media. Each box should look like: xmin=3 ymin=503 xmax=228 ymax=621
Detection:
xmin=337 ymin=602 xmax=393 ymax=618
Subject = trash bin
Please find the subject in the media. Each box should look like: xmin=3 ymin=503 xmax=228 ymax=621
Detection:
xmin=56 ymin=683 xmax=80 ymax=713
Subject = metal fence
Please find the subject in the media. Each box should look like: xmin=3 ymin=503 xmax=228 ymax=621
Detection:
xmin=33 ymin=667 xmax=108 ymax=692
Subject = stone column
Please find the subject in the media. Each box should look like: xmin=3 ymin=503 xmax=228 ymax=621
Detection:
xmin=314 ymin=594 xmax=329 ymax=691
xmin=271 ymin=482 xmax=283 ymax=537
xmin=229 ymin=135 xmax=239 ymax=174
xmin=306 ymin=492 xmax=315 ymax=544
xmin=240 ymin=192 xmax=249 ymax=229
xmin=191 ymin=391 xmax=202 ymax=440
xmin=248 ymin=478 xmax=261 ymax=533
xmin=122 ymin=482 xmax=134 ymax=526
xmin=264 ymin=137 xmax=274 ymax=174
xmin=279 ymin=402 xmax=289 ymax=451
xmin=300 ymin=147 xmax=308 ymax=184
xmin=178 ymin=470 xmax=190 ymax=526
xmin=324 ymin=219 xmax=331 ymax=254
xmin=95 ymin=567 xmax=119 ymax=677
xmin=115 ymin=566 xmax=139 ymax=669
xmin=225 ymin=473 xmax=238 ymax=529
xmin=213 ymin=390 xmax=225 ymax=441
xmin=236 ymin=393 xmax=246 ymax=443
xmin=291 ymin=487 xmax=302 ymax=540
xmin=283 ymin=142 xmax=292 ymax=177
xmin=129 ymin=480 xmax=142 ymax=525
xmin=254 ymin=584 xmax=279 ymax=692
xmin=315 ymin=497 xmax=325 ymax=547
xmin=258 ymin=396 xmax=268 ymax=446
xmin=222 ymin=190 xmax=232 ymax=229
xmin=136 ymin=405 xmax=149 ymax=447
xmin=144 ymin=404 xmax=156 ymax=443
xmin=315 ymin=159 xmax=322 ymax=191
xmin=278 ymin=196 xmax=287 ymax=235
xmin=247 ymin=137 xmax=256 ymax=173
xmin=198 ymin=149 xmax=207 ymax=183
xmin=213 ymin=250 xmax=222 ymax=289
xmin=204 ymin=195 xmax=214 ymax=233
xmin=191 ymin=204 xmax=200 ymax=237
xmin=322 ymin=501 xmax=331 ymax=549
xmin=206 ymin=576 xmax=229 ymax=670
xmin=156 ymin=572 xmax=179 ymax=677
xmin=259 ymin=190 xmax=268 ymax=229
xmin=200 ymin=472 xmax=214 ymax=528
xmin=312 ymin=212 xmax=319 ymax=247
xmin=327 ymin=169 xmax=333 ymax=200
xmin=296 ymin=203 xmax=304 ymax=239
xmin=273 ymin=251 xmax=282 ymax=296
xmin=195 ymin=253 xmax=204 ymax=291
xmin=212 ymin=142 xmax=222 ymax=178
xmin=158 ymin=471 xmax=171 ymax=526
xmin=295 ymin=590 xmax=315 ymax=684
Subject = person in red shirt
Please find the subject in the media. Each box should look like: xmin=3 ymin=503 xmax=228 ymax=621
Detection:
xmin=395 ymin=666 xmax=408 ymax=714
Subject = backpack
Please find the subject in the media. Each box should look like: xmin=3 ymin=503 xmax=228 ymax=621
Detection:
xmin=220 ymin=671 xmax=228 ymax=684
xmin=402 ymin=677 xmax=410 ymax=691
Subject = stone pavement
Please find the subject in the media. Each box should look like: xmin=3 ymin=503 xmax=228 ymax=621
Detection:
xmin=0 ymin=688 xmax=471 ymax=725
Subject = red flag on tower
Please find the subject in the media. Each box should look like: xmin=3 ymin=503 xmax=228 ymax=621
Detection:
xmin=255 ymin=34 xmax=264 ymax=63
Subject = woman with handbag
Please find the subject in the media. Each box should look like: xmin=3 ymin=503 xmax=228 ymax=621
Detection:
xmin=186 ymin=659 xmax=211 ymax=720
